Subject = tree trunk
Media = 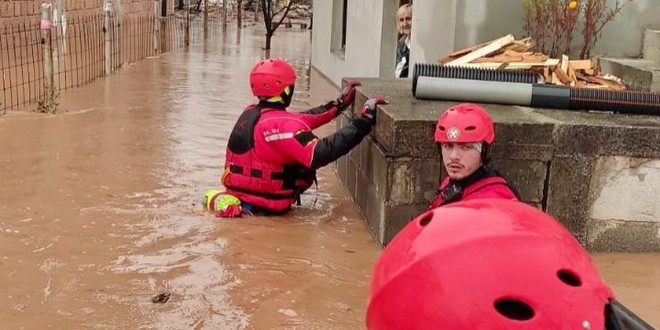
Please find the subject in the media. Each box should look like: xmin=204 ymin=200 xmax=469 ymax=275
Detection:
xmin=237 ymin=0 xmax=242 ymax=28
xmin=265 ymin=32 xmax=272 ymax=51
xmin=254 ymin=0 xmax=259 ymax=22
xmin=223 ymin=0 xmax=227 ymax=26
xmin=203 ymin=0 xmax=208 ymax=38
xmin=261 ymin=0 xmax=298 ymax=51
xmin=262 ymin=0 xmax=272 ymax=50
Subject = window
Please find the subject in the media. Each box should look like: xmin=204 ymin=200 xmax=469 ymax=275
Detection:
xmin=331 ymin=0 xmax=348 ymax=56
xmin=341 ymin=0 xmax=347 ymax=50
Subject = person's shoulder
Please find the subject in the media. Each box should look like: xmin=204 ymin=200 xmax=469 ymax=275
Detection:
xmin=259 ymin=111 xmax=310 ymax=131
xmin=465 ymin=177 xmax=518 ymax=200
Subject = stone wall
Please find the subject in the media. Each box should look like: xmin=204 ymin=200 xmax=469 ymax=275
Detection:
xmin=337 ymin=77 xmax=660 ymax=251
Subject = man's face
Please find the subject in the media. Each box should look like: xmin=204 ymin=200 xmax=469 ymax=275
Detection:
xmin=441 ymin=142 xmax=483 ymax=180
xmin=396 ymin=8 xmax=412 ymax=36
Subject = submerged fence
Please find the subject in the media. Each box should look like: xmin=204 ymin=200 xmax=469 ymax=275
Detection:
xmin=0 ymin=10 xmax=223 ymax=114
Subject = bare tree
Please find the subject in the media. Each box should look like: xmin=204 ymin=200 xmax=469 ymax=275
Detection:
xmin=237 ymin=0 xmax=243 ymax=28
xmin=260 ymin=0 xmax=301 ymax=52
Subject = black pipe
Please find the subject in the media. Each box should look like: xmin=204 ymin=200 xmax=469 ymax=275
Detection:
xmin=605 ymin=300 xmax=655 ymax=330
xmin=415 ymin=75 xmax=660 ymax=116
xmin=412 ymin=63 xmax=540 ymax=97
xmin=569 ymin=88 xmax=660 ymax=115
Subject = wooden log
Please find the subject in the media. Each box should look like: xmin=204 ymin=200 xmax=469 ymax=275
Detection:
xmin=471 ymin=53 xmax=523 ymax=63
xmin=458 ymin=58 xmax=560 ymax=69
xmin=560 ymin=54 xmax=569 ymax=74
xmin=438 ymin=40 xmax=493 ymax=64
xmin=553 ymin=66 xmax=571 ymax=85
xmin=567 ymin=64 xmax=577 ymax=86
xmin=577 ymin=73 xmax=625 ymax=90
xmin=446 ymin=34 xmax=516 ymax=66
xmin=568 ymin=60 xmax=592 ymax=70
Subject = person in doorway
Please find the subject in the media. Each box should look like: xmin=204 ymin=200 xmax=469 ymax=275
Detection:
xmin=427 ymin=103 xmax=519 ymax=209
xmin=394 ymin=4 xmax=412 ymax=78
xmin=222 ymin=58 xmax=387 ymax=215
xmin=366 ymin=198 xmax=653 ymax=329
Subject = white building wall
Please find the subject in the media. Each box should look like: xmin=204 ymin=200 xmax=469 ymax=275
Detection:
xmin=409 ymin=0 xmax=458 ymax=76
xmin=312 ymin=0 xmax=399 ymax=86
xmin=313 ymin=0 xmax=660 ymax=86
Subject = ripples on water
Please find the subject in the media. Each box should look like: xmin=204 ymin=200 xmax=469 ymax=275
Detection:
xmin=98 ymin=25 xmax=376 ymax=329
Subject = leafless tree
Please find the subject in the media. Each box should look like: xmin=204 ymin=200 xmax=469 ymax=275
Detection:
xmin=260 ymin=0 xmax=307 ymax=52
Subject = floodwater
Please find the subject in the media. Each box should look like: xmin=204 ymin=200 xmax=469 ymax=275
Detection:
xmin=0 ymin=24 xmax=659 ymax=329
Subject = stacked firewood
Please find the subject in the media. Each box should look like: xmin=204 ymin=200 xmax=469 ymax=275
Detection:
xmin=438 ymin=34 xmax=626 ymax=90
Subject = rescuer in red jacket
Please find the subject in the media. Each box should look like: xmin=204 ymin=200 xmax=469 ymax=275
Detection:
xmin=427 ymin=103 xmax=519 ymax=209
xmin=365 ymin=198 xmax=655 ymax=330
xmin=222 ymin=58 xmax=386 ymax=214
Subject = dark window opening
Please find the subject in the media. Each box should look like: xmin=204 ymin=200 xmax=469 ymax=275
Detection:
xmin=341 ymin=0 xmax=348 ymax=51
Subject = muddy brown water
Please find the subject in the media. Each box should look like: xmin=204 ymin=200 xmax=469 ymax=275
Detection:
xmin=1 ymin=25 xmax=659 ymax=329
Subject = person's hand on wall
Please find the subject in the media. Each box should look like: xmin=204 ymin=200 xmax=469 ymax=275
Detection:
xmin=359 ymin=97 xmax=388 ymax=125
xmin=335 ymin=80 xmax=361 ymax=112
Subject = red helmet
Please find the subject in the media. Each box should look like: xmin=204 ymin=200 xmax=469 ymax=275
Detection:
xmin=249 ymin=58 xmax=297 ymax=98
xmin=434 ymin=103 xmax=495 ymax=144
xmin=366 ymin=199 xmax=614 ymax=330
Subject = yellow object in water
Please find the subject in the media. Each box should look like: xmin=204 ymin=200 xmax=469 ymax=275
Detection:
xmin=203 ymin=190 xmax=242 ymax=212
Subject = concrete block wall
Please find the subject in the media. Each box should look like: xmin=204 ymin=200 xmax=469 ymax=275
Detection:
xmin=339 ymin=78 xmax=660 ymax=252
xmin=601 ymin=28 xmax=660 ymax=92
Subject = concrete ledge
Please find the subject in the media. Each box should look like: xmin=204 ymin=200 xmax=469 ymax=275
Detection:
xmin=600 ymin=58 xmax=660 ymax=92
xmin=338 ymin=78 xmax=660 ymax=251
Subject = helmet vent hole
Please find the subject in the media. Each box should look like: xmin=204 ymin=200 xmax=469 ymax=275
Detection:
xmin=465 ymin=126 xmax=476 ymax=131
xmin=494 ymin=299 xmax=535 ymax=321
xmin=557 ymin=269 xmax=582 ymax=287
xmin=418 ymin=213 xmax=433 ymax=227
xmin=438 ymin=126 xmax=446 ymax=131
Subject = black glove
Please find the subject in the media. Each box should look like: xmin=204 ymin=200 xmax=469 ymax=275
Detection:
xmin=359 ymin=97 xmax=388 ymax=124
xmin=335 ymin=80 xmax=361 ymax=111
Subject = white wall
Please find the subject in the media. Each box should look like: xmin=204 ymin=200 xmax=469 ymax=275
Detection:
xmin=409 ymin=0 xmax=458 ymax=74
xmin=313 ymin=0 xmax=461 ymax=84
xmin=313 ymin=0 xmax=659 ymax=85
xmin=312 ymin=0 xmax=395 ymax=86
xmin=594 ymin=0 xmax=660 ymax=57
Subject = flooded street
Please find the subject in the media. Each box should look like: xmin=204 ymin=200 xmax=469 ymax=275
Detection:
xmin=1 ymin=24 xmax=659 ymax=329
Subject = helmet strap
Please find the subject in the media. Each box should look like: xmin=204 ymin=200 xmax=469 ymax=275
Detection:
xmin=280 ymin=85 xmax=295 ymax=107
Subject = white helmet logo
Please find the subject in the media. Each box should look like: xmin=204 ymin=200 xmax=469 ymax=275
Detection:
xmin=447 ymin=127 xmax=460 ymax=141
